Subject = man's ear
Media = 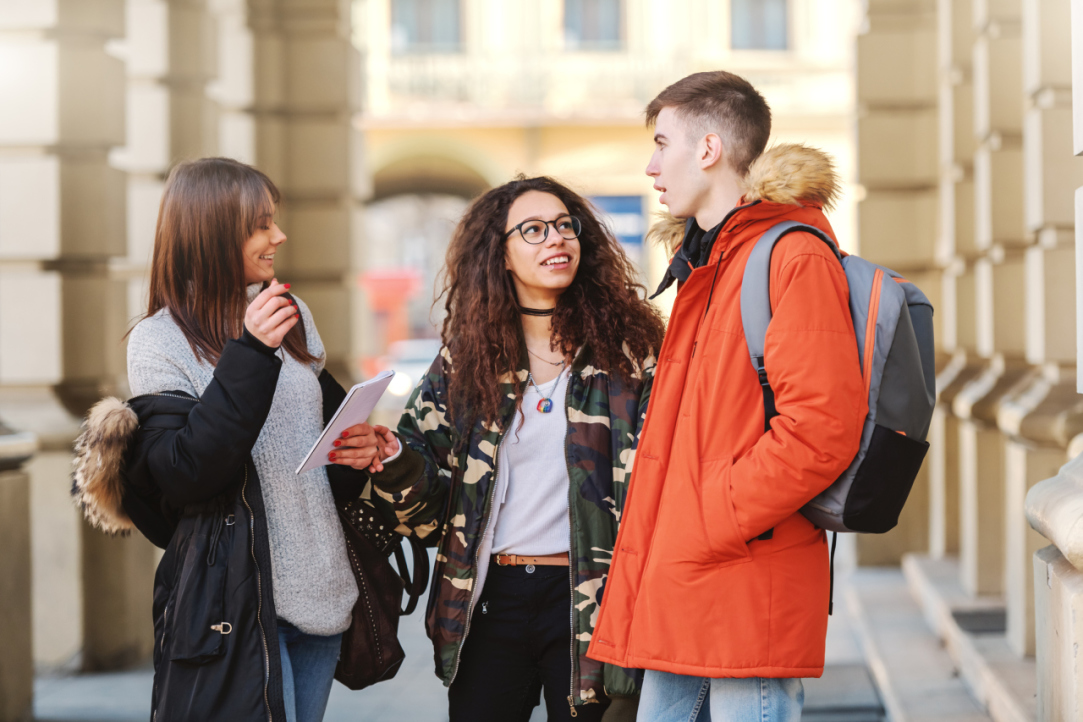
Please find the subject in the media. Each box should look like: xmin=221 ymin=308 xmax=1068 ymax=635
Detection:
xmin=699 ymin=133 xmax=724 ymax=170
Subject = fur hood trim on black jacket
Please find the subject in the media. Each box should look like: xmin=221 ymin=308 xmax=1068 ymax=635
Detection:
xmin=647 ymin=142 xmax=841 ymax=253
xmin=72 ymin=397 xmax=138 ymax=535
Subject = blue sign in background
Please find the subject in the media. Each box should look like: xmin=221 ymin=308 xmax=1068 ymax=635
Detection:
xmin=590 ymin=195 xmax=645 ymax=246
xmin=590 ymin=195 xmax=646 ymax=272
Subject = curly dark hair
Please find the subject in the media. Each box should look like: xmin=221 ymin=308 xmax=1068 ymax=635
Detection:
xmin=438 ymin=175 xmax=666 ymax=428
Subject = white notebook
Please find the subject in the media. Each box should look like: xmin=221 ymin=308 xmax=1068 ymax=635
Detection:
xmin=295 ymin=370 xmax=396 ymax=474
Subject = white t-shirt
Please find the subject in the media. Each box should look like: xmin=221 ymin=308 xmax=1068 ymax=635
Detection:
xmin=491 ymin=367 xmax=572 ymax=556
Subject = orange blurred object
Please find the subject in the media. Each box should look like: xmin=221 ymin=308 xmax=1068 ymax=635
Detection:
xmin=359 ymin=269 xmax=424 ymax=377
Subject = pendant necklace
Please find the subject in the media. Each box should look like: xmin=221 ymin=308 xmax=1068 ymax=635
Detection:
xmin=527 ymin=364 xmax=565 ymax=413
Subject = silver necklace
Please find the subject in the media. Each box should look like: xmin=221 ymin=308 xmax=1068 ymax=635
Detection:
xmin=527 ymin=364 xmax=565 ymax=413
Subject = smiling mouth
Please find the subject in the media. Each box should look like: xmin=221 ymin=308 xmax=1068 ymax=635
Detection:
xmin=542 ymin=255 xmax=570 ymax=267
xmin=259 ymin=255 xmax=274 ymax=261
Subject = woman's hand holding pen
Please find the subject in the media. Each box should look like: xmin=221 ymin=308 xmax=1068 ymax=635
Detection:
xmin=330 ymin=423 xmax=401 ymax=473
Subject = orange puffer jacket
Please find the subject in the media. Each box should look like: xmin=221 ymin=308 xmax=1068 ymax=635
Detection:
xmin=587 ymin=145 xmax=867 ymax=679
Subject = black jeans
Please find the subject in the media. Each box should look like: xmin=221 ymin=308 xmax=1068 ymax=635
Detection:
xmin=448 ymin=562 xmax=608 ymax=722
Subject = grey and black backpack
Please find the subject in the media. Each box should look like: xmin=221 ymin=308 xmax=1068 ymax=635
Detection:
xmin=741 ymin=221 xmax=936 ymax=539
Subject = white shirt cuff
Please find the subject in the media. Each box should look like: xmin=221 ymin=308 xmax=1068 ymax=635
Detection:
xmin=382 ymin=436 xmax=404 ymax=464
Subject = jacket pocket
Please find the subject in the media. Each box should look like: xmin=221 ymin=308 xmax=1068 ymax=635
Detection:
xmin=168 ymin=514 xmax=233 ymax=664
xmin=842 ymin=424 xmax=930 ymax=533
xmin=699 ymin=457 xmax=752 ymax=565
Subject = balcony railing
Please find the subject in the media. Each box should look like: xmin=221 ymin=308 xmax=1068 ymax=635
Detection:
xmin=366 ymin=52 xmax=852 ymax=121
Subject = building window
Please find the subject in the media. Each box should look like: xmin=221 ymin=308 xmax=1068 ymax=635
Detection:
xmin=564 ymin=0 xmax=622 ymax=51
xmin=390 ymin=0 xmax=462 ymax=54
xmin=730 ymin=0 xmax=788 ymax=51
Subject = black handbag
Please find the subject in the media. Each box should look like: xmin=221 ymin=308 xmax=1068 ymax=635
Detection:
xmin=334 ymin=481 xmax=429 ymax=691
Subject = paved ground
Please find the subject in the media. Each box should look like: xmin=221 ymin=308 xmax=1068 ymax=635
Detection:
xmin=34 ymin=549 xmax=884 ymax=722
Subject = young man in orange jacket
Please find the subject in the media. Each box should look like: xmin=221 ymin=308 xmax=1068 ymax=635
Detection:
xmin=586 ymin=71 xmax=868 ymax=720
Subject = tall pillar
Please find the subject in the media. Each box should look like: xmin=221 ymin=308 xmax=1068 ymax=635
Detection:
xmin=854 ymin=0 xmax=938 ymax=565
xmin=0 ymin=427 xmax=36 ymax=722
xmin=996 ymin=0 xmax=1083 ymax=659
xmin=954 ymin=357 xmax=1030 ymax=595
xmin=929 ymin=352 xmax=984 ymax=557
xmin=211 ymin=0 xmax=365 ymax=381
xmin=78 ymin=1 xmax=220 ymax=672
xmin=928 ymin=0 xmax=978 ymax=561
xmin=950 ymin=0 xmax=1025 ymax=599
xmin=112 ymin=0 xmax=218 ymax=324
xmin=0 ymin=0 xmax=146 ymax=671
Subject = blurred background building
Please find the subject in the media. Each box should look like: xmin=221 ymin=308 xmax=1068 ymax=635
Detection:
xmin=5 ymin=0 xmax=1083 ymax=721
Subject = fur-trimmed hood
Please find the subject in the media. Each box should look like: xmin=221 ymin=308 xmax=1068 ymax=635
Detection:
xmin=647 ymin=143 xmax=841 ymax=253
xmin=72 ymin=397 xmax=139 ymax=535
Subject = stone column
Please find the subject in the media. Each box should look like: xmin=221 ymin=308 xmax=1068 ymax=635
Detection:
xmin=0 ymin=426 xmax=37 ymax=722
xmin=950 ymin=0 xmax=1026 ymax=599
xmin=83 ymin=4 xmax=219 ymax=671
xmin=928 ymin=0 xmax=978 ymax=560
xmin=854 ymin=0 xmax=938 ymax=565
xmin=211 ymin=0 xmax=365 ymax=381
xmin=111 ymin=0 xmax=218 ymax=324
xmin=0 ymin=0 xmax=153 ymax=672
xmin=987 ymin=0 xmax=1083 ymax=659
xmin=929 ymin=352 xmax=984 ymax=557
xmin=954 ymin=357 xmax=1031 ymax=595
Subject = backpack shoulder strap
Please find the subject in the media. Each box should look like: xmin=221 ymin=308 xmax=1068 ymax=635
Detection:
xmin=740 ymin=221 xmax=843 ymax=431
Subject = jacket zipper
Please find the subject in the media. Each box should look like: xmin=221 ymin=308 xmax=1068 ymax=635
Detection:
xmin=149 ymin=392 xmax=197 ymax=401
xmin=564 ymin=372 xmax=579 ymax=718
xmin=447 ymin=430 xmax=507 ymax=686
xmin=240 ymin=464 xmax=274 ymax=722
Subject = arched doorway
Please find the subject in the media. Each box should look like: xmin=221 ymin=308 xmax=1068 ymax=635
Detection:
xmin=361 ymin=156 xmax=490 ymax=417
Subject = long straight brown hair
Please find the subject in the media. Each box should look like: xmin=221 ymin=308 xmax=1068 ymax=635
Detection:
xmin=145 ymin=157 xmax=319 ymax=365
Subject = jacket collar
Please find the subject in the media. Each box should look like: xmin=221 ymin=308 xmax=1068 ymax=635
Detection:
xmin=649 ymin=143 xmax=841 ymax=298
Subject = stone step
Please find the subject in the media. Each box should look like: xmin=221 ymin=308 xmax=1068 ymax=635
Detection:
xmin=804 ymin=663 xmax=885 ymax=722
xmin=901 ymin=554 xmax=1038 ymax=722
xmin=845 ymin=567 xmax=992 ymax=722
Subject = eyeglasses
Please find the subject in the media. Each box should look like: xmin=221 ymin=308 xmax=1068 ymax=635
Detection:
xmin=504 ymin=215 xmax=582 ymax=245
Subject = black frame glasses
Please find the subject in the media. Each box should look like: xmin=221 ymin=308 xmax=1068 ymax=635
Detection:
xmin=504 ymin=215 xmax=582 ymax=244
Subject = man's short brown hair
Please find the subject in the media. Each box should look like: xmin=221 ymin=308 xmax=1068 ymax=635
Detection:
xmin=646 ymin=71 xmax=772 ymax=176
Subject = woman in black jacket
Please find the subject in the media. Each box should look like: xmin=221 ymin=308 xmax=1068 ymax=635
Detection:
xmin=73 ymin=158 xmax=380 ymax=722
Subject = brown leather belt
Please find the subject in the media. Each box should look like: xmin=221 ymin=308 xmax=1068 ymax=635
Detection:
xmin=493 ymin=553 xmax=569 ymax=567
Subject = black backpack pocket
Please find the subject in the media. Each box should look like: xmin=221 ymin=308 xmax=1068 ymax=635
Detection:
xmin=168 ymin=514 xmax=234 ymax=664
xmin=842 ymin=424 xmax=929 ymax=533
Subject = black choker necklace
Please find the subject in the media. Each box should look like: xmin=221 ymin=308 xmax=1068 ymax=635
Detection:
xmin=518 ymin=306 xmax=555 ymax=317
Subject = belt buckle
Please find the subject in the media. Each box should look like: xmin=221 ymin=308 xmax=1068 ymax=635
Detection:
xmin=496 ymin=554 xmax=513 ymax=567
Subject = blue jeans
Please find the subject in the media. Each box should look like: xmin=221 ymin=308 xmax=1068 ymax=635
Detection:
xmin=639 ymin=670 xmax=804 ymax=722
xmin=277 ymin=620 xmax=343 ymax=722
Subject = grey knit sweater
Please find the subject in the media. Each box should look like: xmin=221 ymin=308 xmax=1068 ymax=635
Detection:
xmin=126 ymin=288 xmax=358 ymax=636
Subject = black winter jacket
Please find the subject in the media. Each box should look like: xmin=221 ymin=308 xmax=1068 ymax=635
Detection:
xmin=75 ymin=332 xmax=365 ymax=722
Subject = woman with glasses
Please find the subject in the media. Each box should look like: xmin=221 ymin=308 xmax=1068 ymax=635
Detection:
xmin=332 ymin=176 xmax=665 ymax=721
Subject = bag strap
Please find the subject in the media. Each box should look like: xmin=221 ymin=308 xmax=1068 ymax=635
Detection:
xmin=394 ymin=534 xmax=430 ymax=616
xmin=740 ymin=221 xmax=843 ymax=432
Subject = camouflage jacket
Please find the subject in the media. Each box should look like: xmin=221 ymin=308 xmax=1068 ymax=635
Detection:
xmin=368 ymin=345 xmax=654 ymax=707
